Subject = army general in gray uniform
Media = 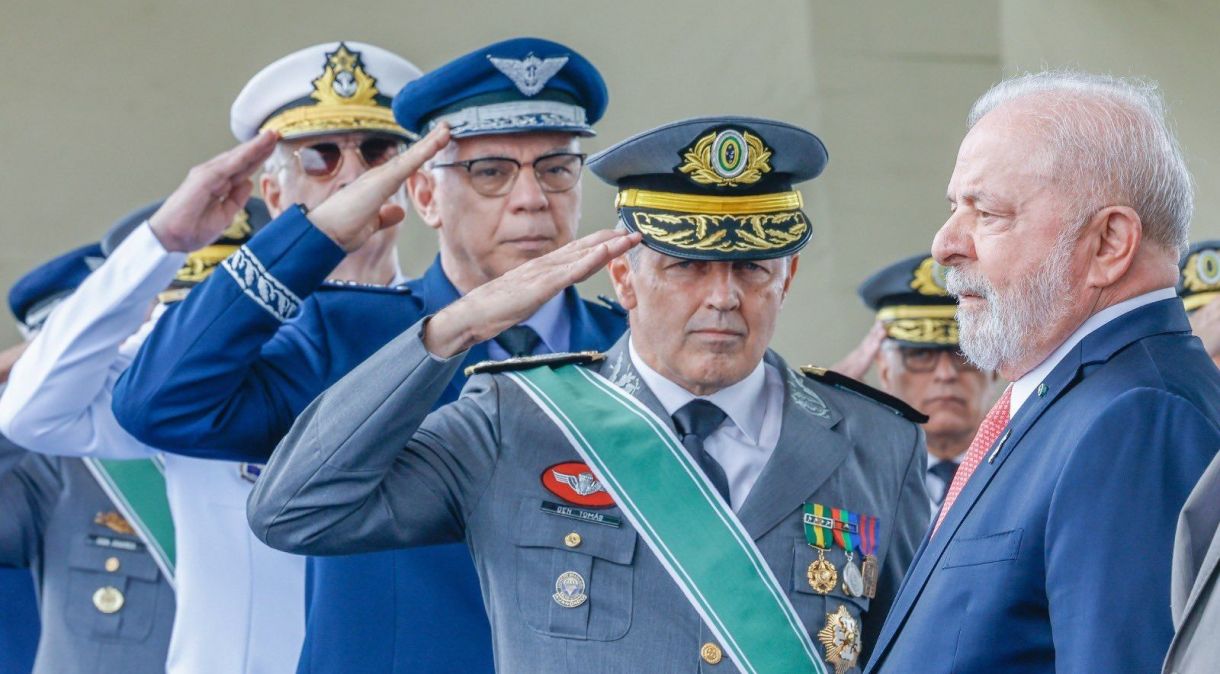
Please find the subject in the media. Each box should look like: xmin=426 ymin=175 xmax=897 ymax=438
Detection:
xmin=249 ymin=117 xmax=929 ymax=673
xmin=0 ymin=248 xmax=173 ymax=674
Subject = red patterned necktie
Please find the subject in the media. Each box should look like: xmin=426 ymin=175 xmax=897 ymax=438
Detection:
xmin=932 ymin=384 xmax=1013 ymax=535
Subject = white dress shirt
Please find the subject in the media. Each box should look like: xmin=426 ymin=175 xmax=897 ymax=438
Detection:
xmin=1009 ymin=287 xmax=1177 ymax=419
xmin=629 ymin=338 xmax=783 ymax=512
xmin=0 ymin=222 xmax=305 ymax=674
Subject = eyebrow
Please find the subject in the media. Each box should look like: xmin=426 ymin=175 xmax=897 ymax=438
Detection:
xmin=946 ymin=189 xmax=995 ymax=204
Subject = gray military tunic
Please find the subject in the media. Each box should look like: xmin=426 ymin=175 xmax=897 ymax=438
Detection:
xmin=0 ymin=434 xmax=175 ymax=674
xmin=249 ymin=323 xmax=929 ymax=673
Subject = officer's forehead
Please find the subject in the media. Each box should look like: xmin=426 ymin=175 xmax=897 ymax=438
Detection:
xmin=451 ymin=132 xmax=580 ymax=158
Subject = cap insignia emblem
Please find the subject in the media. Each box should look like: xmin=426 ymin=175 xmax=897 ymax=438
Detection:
xmin=311 ymin=43 xmax=381 ymax=107
xmin=679 ymin=129 xmax=772 ymax=187
xmin=1184 ymin=249 xmax=1220 ymax=291
xmin=488 ymin=53 xmax=569 ymax=97
xmin=910 ymin=257 xmax=949 ymax=297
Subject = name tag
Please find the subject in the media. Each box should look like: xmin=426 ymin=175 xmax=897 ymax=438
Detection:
xmin=540 ymin=500 xmax=622 ymax=528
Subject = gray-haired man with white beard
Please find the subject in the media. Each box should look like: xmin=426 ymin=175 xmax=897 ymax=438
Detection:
xmin=865 ymin=71 xmax=1220 ymax=674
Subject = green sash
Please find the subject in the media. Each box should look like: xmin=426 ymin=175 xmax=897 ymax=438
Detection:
xmin=507 ymin=364 xmax=825 ymax=674
xmin=83 ymin=456 xmax=176 ymax=586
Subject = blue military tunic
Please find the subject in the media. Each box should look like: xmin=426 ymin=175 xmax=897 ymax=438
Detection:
xmin=114 ymin=206 xmax=627 ymax=673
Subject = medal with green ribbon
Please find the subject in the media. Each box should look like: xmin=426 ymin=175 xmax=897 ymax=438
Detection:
xmin=803 ymin=503 xmax=837 ymax=594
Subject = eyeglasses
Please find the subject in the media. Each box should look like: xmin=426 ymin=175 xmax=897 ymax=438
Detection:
xmin=430 ymin=152 xmax=586 ymax=197
xmin=893 ymin=346 xmax=976 ymax=374
xmin=293 ymin=136 xmax=403 ymax=178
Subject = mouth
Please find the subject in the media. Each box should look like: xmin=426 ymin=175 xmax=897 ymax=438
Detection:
xmin=502 ymin=237 xmax=555 ymax=252
xmin=689 ymin=329 xmax=746 ymax=339
xmin=923 ymin=396 xmax=966 ymax=408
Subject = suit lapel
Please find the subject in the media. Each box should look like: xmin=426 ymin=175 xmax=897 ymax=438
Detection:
xmin=596 ymin=334 xmax=671 ymax=424
xmin=736 ymin=354 xmax=847 ymax=540
xmin=870 ymin=298 xmax=1193 ymax=666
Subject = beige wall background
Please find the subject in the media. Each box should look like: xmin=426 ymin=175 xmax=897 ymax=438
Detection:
xmin=1 ymin=0 xmax=1217 ymax=365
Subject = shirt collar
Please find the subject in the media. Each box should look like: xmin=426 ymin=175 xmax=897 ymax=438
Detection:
xmin=1009 ymin=286 xmax=1176 ymax=417
xmin=521 ymin=290 xmax=570 ymax=354
xmin=627 ymin=336 xmax=768 ymax=443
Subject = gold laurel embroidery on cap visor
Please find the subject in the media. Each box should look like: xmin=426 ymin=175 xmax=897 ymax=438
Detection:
xmin=883 ymin=317 xmax=959 ymax=345
xmin=678 ymin=130 xmax=773 ymax=187
xmin=221 ymin=210 xmax=253 ymax=240
xmin=175 ymin=245 xmax=240 ymax=284
xmin=910 ymin=257 xmax=950 ymax=297
xmin=630 ymin=210 xmax=807 ymax=253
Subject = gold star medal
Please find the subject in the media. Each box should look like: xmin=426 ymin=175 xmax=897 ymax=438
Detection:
xmin=803 ymin=503 xmax=838 ymax=594
xmin=818 ymin=605 xmax=861 ymax=674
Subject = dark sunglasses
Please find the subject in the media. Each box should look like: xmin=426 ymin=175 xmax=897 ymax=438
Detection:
xmin=293 ymin=136 xmax=403 ymax=178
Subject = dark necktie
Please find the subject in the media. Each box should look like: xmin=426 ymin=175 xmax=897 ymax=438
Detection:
xmin=928 ymin=460 xmax=959 ymax=506
xmin=672 ymin=400 xmax=731 ymax=504
xmin=494 ymin=325 xmax=542 ymax=357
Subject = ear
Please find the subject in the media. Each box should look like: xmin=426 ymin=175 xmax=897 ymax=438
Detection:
xmin=1083 ymin=205 xmax=1142 ymax=288
xmin=406 ymin=170 xmax=442 ymax=231
xmin=875 ymin=348 xmax=894 ymax=389
xmin=780 ymin=255 xmax=801 ymax=299
xmin=607 ymin=254 xmax=638 ymax=311
xmin=260 ymin=173 xmax=284 ymax=217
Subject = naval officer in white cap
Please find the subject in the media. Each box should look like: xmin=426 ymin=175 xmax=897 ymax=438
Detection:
xmin=0 ymin=41 xmax=422 ymax=674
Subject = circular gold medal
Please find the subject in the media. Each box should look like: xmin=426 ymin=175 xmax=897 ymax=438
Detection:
xmin=807 ymin=556 xmax=838 ymax=594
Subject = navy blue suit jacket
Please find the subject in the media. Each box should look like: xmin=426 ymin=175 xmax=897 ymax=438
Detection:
xmin=865 ymin=299 xmax=1220 ymax=673
xmin=0 ymin=569 xmax=38 ymax=674
xmin=112 ymin=207 xmax=627 ymax=673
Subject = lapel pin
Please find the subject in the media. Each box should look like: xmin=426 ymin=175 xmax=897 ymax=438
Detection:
xmin=1036 ymin=382 xmax=1048 ymax=398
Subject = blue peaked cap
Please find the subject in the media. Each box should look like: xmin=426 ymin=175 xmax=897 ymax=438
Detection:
xmin=9 ymin=242 xmax=104 ymax=330
xmin=392 ymin=37 xmax=608 ymax=138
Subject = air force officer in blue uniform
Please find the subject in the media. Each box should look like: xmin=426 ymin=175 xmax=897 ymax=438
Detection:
xmin=113 ymin=38 xmax=625 ymax=673
xmin=864 ymin=71 xmax=1220 ymax=673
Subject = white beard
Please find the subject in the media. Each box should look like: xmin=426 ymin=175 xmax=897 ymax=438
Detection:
xmin=945 ymin=233 xmax=1075 ymax=373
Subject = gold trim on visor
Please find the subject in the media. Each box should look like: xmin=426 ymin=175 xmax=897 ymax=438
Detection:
xmin=259 ymin=105 xmax=410 ymax=140
xmin=876 ymin=305 xmax=958 ymax=321
xmin=1184 ymin=291 xmax=1220 ymax=312
xmin=615 ymin=188 xmax=803 ymax=215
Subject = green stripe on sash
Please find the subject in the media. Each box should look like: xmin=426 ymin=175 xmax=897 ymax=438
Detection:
xmin=507 ymin=365 xmax=825 ymax=674
xmin=83 ymin=457 xmax=175 ymax=585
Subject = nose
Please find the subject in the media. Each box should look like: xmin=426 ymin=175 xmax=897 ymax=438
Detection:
xmin=932 ymin=209 xmax=974 ymax=267
xmin=932 ymin=350 xmax=959 ymax=381
xmin=333 ymin=144 xmax=368 ymax=188
xmin=705 ymin=264 xmax=742 ymax=312
xmin=506 ymin=165 xmax=549 ymax=213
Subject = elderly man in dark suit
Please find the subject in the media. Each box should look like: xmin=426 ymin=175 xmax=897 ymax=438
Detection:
xmin=865 ymin=71 xmax=1220 ymax=674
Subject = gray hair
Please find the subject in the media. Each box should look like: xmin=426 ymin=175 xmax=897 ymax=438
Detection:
xmin=968 ymin=70 xmax=1192 ymax=253
xmin=262 ymin=143 xmax=293 ymax=182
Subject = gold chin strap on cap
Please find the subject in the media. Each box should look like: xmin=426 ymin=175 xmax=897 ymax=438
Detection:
xmin=615 ymin=188 xmax=803 ymax=215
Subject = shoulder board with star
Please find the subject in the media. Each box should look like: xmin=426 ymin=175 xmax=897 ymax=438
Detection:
xmin=799 ymin=365 xmax=928 ymax=423
xmin=465 ymin=351 xmax=606 ymax=377
xmin=317 ymin=280 xmax=413 ymax=294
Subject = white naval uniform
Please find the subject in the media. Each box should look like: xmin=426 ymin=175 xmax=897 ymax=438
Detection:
xmin=0 ymin=222 xmax=305 ymax=674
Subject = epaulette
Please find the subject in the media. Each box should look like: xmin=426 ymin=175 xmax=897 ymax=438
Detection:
xmin=799 ymin=365 xmax=929 ymax=423
xmin=465 ymin=351 xmax=606 ymax=377
xmin=597 ymin=294 xmax=629 ymax=316
xmin=317 ymin=280 xmax=413 ymax=295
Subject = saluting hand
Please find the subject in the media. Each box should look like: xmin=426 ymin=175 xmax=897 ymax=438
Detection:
xmin=831 ymin=320 xmax=887 ymax=380
xmin=308 ymin=124 xmax=452 ymax=253
xmin=1189 ymin=296 xmax=1220 ymax=361
xmin=149 ymin=130 xmax=280 ymax=253
xmin=424 ymin=229 xmax=643 ymax=358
